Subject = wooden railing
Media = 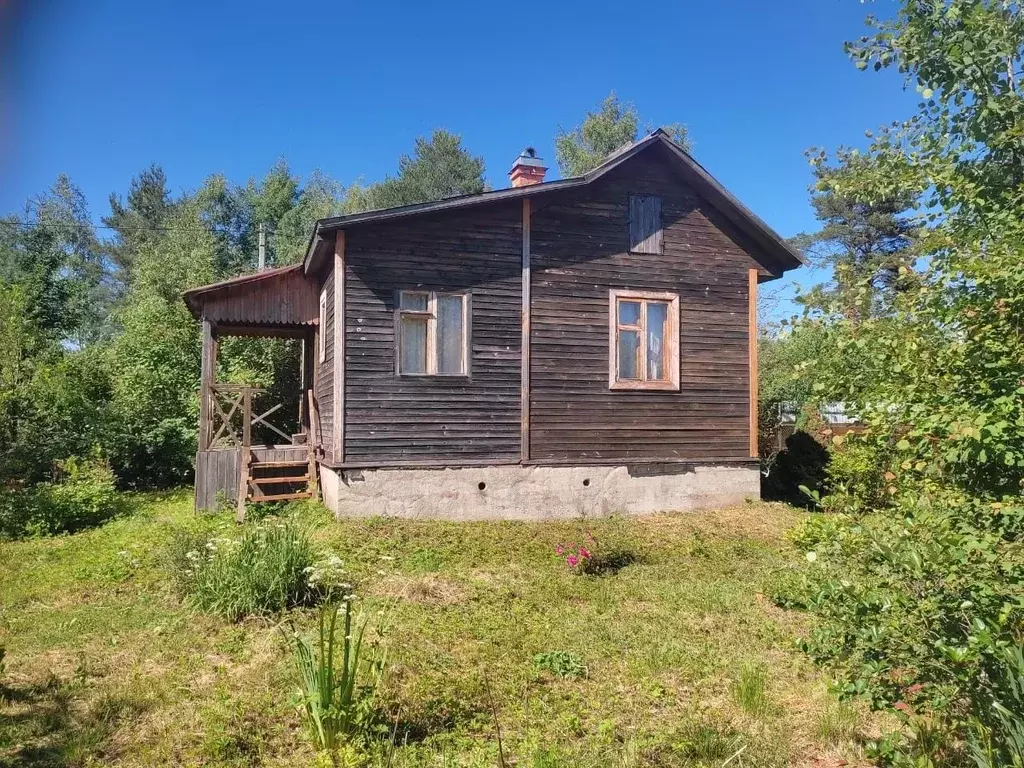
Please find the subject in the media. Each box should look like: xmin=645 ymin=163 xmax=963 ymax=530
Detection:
xmin=203 ymin=384 xmax=296 ymax=450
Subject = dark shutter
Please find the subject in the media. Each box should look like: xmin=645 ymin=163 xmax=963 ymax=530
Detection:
xmin=629 ymin=194 xmax=663 ymax=254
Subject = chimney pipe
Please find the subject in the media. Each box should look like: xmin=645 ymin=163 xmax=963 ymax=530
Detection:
xmin=509 ymin=147 xmax=547 ymax=188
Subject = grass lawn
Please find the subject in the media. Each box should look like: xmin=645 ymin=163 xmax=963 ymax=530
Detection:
xmin=0 ymin=491 xmax=877 ymax=767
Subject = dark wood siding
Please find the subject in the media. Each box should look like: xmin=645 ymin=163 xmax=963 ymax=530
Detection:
xmin=529 ymin=144 xmax=761 ymax=463
xmin=196 ymin=268 xmax=318 ymax=327
xmin=342 ymin=203 xmax=522 ymax=465
xmin=314 ymin=266 xmax=334 ymax=457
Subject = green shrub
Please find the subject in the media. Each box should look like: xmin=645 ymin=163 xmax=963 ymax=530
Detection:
xmin=170 ymin=518 xmax=318 ymax=621
xmin=0 ymin=456 xmax=122 ymax=539
xmin=824 ymin=437 xmax=892 ymax=515
xmin=967 ymin=644 xmax=1024 ymax=768
xmin=761 ymin=430 xmax=831 ymax=507
xmin=778 ymin=493 xmax=1024 ymax=765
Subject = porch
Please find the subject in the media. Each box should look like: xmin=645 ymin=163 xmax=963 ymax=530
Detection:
xmin=183 ymin=264 xmax=323 ymax=519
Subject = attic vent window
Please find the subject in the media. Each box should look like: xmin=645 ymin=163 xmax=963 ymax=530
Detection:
xmin=629 ymin=194 xmax=663 ymax=254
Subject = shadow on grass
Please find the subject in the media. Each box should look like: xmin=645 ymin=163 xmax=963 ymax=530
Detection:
xmin=581 ymin=549 xmax=643 ymax=576
xmin=0 ymin=674 xmax=147 ymax=767
xmin=374 ymin=690 xmax=488 ymax=745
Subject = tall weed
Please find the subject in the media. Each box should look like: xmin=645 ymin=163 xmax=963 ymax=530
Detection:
xmin=285 ymin=597 xmax=388 ymax=755
xmin=170 ymin=518 xmax=317 ymax=620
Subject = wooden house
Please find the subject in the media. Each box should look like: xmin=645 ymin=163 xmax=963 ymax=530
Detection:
xmin=183 ymin=130 xmax=803 ymax=519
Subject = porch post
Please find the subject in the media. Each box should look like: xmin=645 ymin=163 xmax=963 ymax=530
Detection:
xmin=199 ymin=318 xmax=217 ymax=451
xmin=298 ymin=333 xmax=309 ymax=431
xmin=748 ymin=269 xmax=759 ymax=459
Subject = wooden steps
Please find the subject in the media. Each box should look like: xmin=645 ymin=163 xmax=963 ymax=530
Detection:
xmin=245 ymin=457 xmax=312 ymax=505
xmin=250 ymin=491 xmax=311 ymax=502
xmin=251 ymin=474 xmax=309 ymax=484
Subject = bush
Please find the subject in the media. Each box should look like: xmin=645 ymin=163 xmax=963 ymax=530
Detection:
xmin=170 ymin=518 xmax=318 ymax=621
xmin=778 ymin=493 xmax=1024 ymax=765
xmin=824 ymin=436 xmax=893 ymax=515
xmin=0 ymin=456 xmax=122 ymax=539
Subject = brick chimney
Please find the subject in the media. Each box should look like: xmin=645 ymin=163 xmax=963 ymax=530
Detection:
xmin=509 ymin=147 xmax=548 ymax=187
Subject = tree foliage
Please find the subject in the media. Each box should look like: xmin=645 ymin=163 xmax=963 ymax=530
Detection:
xmin=554 ymin=93 xmax=692 ymax=177
xmin=346 ymin=129 xmax=486 ymax=212
xmin=0 ymin=125 xmax=503 ymax=491
xmin=103 ymin=164 xmax=175 ymax=285
xmin=792 ymin=148 xmax=921 ymax=318
xmin=780 ymin=2 xmax=1024 ymax=764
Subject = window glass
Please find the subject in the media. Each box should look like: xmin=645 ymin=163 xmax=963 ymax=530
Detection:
xmin=318 ymin=291 xmax=327 ymax=362
xmin=618 ymin=330 xmax=640 ymax=380
xmin=399 ymin=316 xmax=428 ymax=374
xmin=646 ymin=302 xmax=669 ymax=380
xmin=610 ymin=291 xmax=678 ymax=390
xmin=397 ymin=290 xmax=468 ymax=376
xmin=400 ymin=292 xmax=429 ymax=311
xmin=437 ymin=295 xmax=465 ymax=374
xmin=618 ymin=300 xmax=641 ymax=326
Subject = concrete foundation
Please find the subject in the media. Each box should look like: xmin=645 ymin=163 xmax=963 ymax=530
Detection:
xmin=318 ymin=463 xmax=760 ymax=521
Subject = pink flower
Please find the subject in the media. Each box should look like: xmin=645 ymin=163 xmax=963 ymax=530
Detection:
xmin=555 ymin=545 xmax=564 ymax=556
xmin=567 ymin=554 xmax=579 ymax=567
xmin=579 ymin=547 xmax=591 ymax=559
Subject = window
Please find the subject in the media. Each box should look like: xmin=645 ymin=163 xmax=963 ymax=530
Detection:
xmin=318 ymin=288 xmax=328 ymax=363
xmin=396 ymin=291 xmax=469 ymax=376
xmin=609 ymin=290 xmax=680 ymax=390
xmin=629 ymin=194 xmax=663 ymax=254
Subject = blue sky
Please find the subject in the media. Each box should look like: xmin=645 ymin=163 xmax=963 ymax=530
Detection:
xmin=1 ymin=0 xmax=917 ymax=319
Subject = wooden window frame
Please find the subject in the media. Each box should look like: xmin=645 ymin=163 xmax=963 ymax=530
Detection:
xmin=394 ymin=290 xmax=471 ymax=377
xmin=608 ymin=289 xmax=680 ymax=391
xmin=318 ymin=287 xmax=328 ymax=363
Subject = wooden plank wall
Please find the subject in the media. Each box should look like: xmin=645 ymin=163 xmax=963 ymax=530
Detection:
xmin=199 ymin=269 xmax=318 ymax=326
xmin=195 ymin=448 xmax=239 ymax=510
xmin=341 ymin=203 xmax=523 ymax=465
xmin=313 ymin=265 xmax=335 ymax=458
xmin=529 ymin=144 xmax=762 ymax=463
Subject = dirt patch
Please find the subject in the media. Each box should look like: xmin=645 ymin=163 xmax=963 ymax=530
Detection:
xmin=370 ymin=574 xmax=468 ymax=606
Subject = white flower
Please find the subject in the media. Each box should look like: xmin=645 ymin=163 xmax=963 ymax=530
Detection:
xmin=806 ymin=551 xmax=817 ymax=562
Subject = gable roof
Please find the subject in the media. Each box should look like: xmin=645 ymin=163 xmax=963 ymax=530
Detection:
xmin=303 ymin=129 xmax=805 ymax=277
